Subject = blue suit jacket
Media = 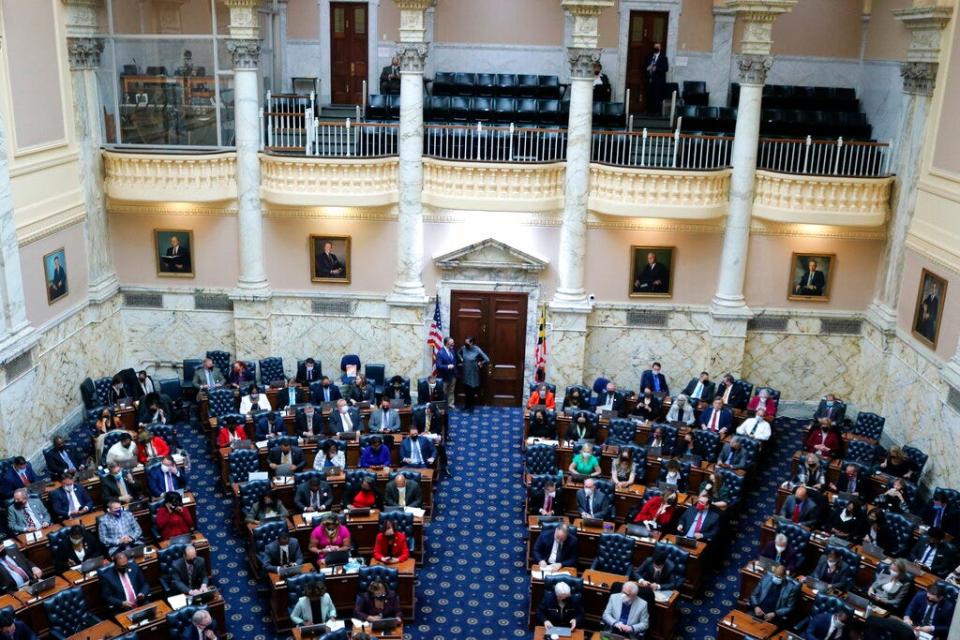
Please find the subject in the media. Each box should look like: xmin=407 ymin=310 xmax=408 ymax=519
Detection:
xmin=100 ymin=564 xmax=150 ymax=609
xmin=400 ymin=437 xmax=435 ymax=466
xmin=180 ymin=619 xmax=217 ymax=640
xmin=804 ymin=611 xmax=845 ymax=640
xmin=49 ymin=484 xmax=94 ymax=520
xmin=436 ymin=347 xmax=457 ymax=383
xmin=699 ymin=407 xmax=732 ymax=431
xmin=147 ymin=466 xmax=187 ymax=497
xmin=905 ymin=591 xmax=955 ymax=638
xmin=640 ymin=370 xmax=669 ymax=395
xmin=1 ymin=465 xmax=36 ymax=498
xmin=532 ymin=531 xmax=578 ymax=567
xmin=311 ymin=384 xmax=342 ymax=404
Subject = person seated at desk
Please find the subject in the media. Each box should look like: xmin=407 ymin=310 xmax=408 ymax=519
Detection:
xmin=564 ymin=412 xmax=597 ymax=443
xmin=630 ymin=390 xmax=660 ymax=423
xmin=677 ymin=494 xmax=720 ymax=542
xmin=647 ymin=426 xmax=673 ymax=454
xmin=662 ymin=459 xmax=683 ymax=489
xmin=601 ymin=581 xmax=649 ymax=639
xmin=54 ymin=524 xmax=103 ymax=573
xmin=577 ymin=478 xmax=612 ymax=520
xmin=276 ymin=378 xmax=301 ymax=411
xmin=50 ymin=470 xmax=94 ymax=521
xmin=641 ymin=362 xmax=669 ymax=396
xmin=698 ymin=473 xmax=732 ymax=509
xmin=904 ymin=583 xmax=955 ymax=640
xmin=804 ymin=548 xmax=853 ymax=590
xmin=814 ymin=393 xmax=844 ymax=426
xmin=44 ymin=436 xmax=80 ymax=480
xmin=101 ymin=461 xmax=141 ymax=505
xmin=867 ymin=558 xmax=912 ymax=611
xmin=596 ymin=382 xmax=624 ymax=416
xmin=612 ymin=450 xmax=637 ymax=489
xmin=682 ymin=371 xmax=716 ymax=407
xmin=562 ymin=388 xmax=587 ymax=411
xmin=107 ymin=374 xmax=131 ymax=406
xmin=747 ymin=388 xmax=778 ymax=418
xmin=781 ymin=485 xmax=819 ymax=527
xmin=7 ymin=489 xmax=50 ymax=534
xmin=98 ymin=499 xmax=144 ymax=555
xmin=875 ymin=477 xmax=909 ymax=513
xmin=385 ymin=474 xmax=421 ymax=509
xmin=530 ymin=479 xmax=560 ymax=517
xmin=538 ymin=581 xmax=584 ymax=634
xmin=136 ymin=427 xmax=170 ymax=463
xmin=527 ymin=383 xmax=556 ymax=410
xmin=737 ymin=407 xmax=771 ymax=441
xmin=861 ymin=509 xmax=890 ymax=550
xmin=294 ymin=476 xmax=334 ymax=514
xmin=717 ymin=374 xmax=747 ymax=409
xmin=0 ymin=609 xmax=36 ymax=640
xmin=528 ymin=409 xmax=555 ymax=439
xmin=534 ymin=524 xmax=577 ymax=570
xmin=227 ymin=361 xmax=254 ymax=389
xmin=699 ymin=397 xmax=732 ymax=435
xmin=783 ymin=453 xmax=827 ymax=492
xmin=0 ymin=542 xmax=42 ymax=593
xmin=95 ymin=408 xmax=125 ymax=436
xmin=148 ymin=456 xmax=186 ymax=498
xmin=760 ymin=533 xmax=799 ymax=573
xmin=297 ymin=404 xmax=324 ymax=438
xmin=137 ymin=393 xmax=168 ymax=428
xmin=354 ymin=579 xmax=402 ymax=625
xmin=259 ymin=531 xmax=304 ymax=573
xmin=635 ymin=549 xmax=681 ymax=609
xmin=100 ymin=551 xmax=150 ymax=611
xmin=106 ymin=432 xmax=138 ymax=467
xmin=1 ymin=457 xmax=36 ymax=499
xmin=314 ymin=441 xmax=346 ymax=472
xmin=291 ymin=582 xmax=337 ymax=627
xmin=569 ymin=443 xmax=601 ymax=477
xmin=717 ymin=436 xmax=747 ymax=470
xmin=244 ymin=491 xmax=289 ymax=525
xmin=748 ymin=564 xmax=797 ymax=624
xmin=311 ymin=376 xmax=341 ymax=404
xmin=400 ymin=428 xmax=435 ymax=468
xmin=632 ymin=490 xmax=677 ymax=530
xmin=329 ymin=399 xmax=360 ymax=434
xmin=828 ymin=498 xmax=864 ymax=541
xmin=418 ymin=375 xmax=445 ymax=404
xmin=360 ymin=436 xmax=392 ymax=468
xmin=193 ymin=358 xmax=225 ymax=390
xmin=216 ymin=421 xmax=248 ymax=447
xmin=666 ymin=393 xmax=695 ymax=426
xmin=925 ymin=491 xmax=960 ymax=536
xmin=268 ymin=441 xmax=306 ymax=474
xmin=156 ymin=491 xmax=194 ymax=540
xmin=296 ymin=358 xmax=321 ymax=386
xmin=181 ymin=609 xmax=219 ymax=640
xmin=911 ymin=527 xmax=956 ymax=577
xmin=171 ymin=544 xmax=209 ymax=596
xmin=879 ymin=446 xmax=917 ymax=480
xmin=830 ymin=463 xmax=864 ymax=497
xmin=348 ymin=478 xmax=382 ymax=510
xmin=373 ymin=519 xmax=409 ymax=565
xmin=309 ymin=513 xmax=351 ymax=565
xmin=240 ymin=385 xmax=272 ymax=415
xmin=133 ymin=370 xmax=158 ymax=403
xmin=369 ymin=399 xmax=400 ymax=434
xmin=804 ymin=608 xmax=851 ymax=640
xmin=383 ymin=375 xmax=411 ymax=405
xmin=346 ymin=374 xmax=376 ymax=406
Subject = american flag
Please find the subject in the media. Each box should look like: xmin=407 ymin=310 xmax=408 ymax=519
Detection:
xmin=534 ymin=304 xmax=547 ymax=382
xmin=427 ymin=297 xmax=444 ymax=373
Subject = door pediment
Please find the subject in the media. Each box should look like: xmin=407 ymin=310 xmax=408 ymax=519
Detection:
xmin=433 ymin=238 xmax=547 ymax=275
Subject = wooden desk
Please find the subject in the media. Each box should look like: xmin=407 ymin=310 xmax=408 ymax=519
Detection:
xmin=716 ymin=609 xmax=778 ymax=640
xmin=66 ymin=620 xmax=123 ymax=639
xmin=534 ymin=626 xmax=584 ymax=639
xmin=12 ymin=576 xmax=72 ymax=637
xmin=581 ymin=569 xmax=678 ymax=640
xmin=115 ymin=599 xmax=173 ymax=639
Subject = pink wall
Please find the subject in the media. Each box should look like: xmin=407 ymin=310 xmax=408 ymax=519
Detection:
xmin=19 ymin=222 xmax=89 ymax=326
xmin=744 ymin=235 xmax=882 ymax=310
xmin=898 ymin=249 xmax=960 ymax=360
xmin=933 ymin=19 xmax=960 ymax=175
xmin=287 ymin=0 xmax=320 ymax=40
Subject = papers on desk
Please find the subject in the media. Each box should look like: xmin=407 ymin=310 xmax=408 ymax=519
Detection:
xmin=168 ymin=594 xmax=189 ymax=610
xmin=248 ymin=471 xmax=269 ymax=482
xmin=350 ymin=618 xmax=364 ymax=630
xmin=526 ymin=438 xmax=559 ymax=447
xmin=653 ymin=590 xmax=674 ymax=603
xmin=403 ymin=507 xmax=425 ymax=518
xmin=273 ymin=475 xmax=294 ymax=486
xmin=256 ymin=440 xmax=269 ymax=449
xmin=326 ymin=620 xmax=346 ymax=631
xmin=3 ymin=539 xmax=16 ymax=549
xmin=25 ymin=531 xmax=42 ymax=543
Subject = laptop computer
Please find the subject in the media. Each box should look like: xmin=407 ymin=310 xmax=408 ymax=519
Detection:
xmin=905 ymin=561 xmax=927 ymax=577
xmin=324 ymin=550 xmax=349 ymax=566
xmin=538 ymin=515 xmax=561 ymax=526
xmin=298 ymin=624 xmax=329 ymax=638
xmin=248 ymin=471 xmax=269 ymax=482
xmin=77 ymin=467 xmax=97 ymax=482
xmin=845 ymin=592 xmax=871 ymax=611
xmin=626 ymin=524 xmax=652 ymax=538
xmin=27 ymin=577 xmax=55 ymax=596
xmin=804 ymin=577 xmax=829 ymax=592
xmin=754 ymin=556 xmax=775 ymax=572
xmin=129 ymin=606 xmax=157 ymax=624
xmin=826 ymin=535 xmax=852 ymax=548
xmin=230 ymin=439 xmax=257 ymax=451
xmin=383 ymin=505 xmax=403 ymax=513
xmin=357 ymin=401 xmax=371 ymax=411
xmin=581 ymin=517 xmax=603 ymax=528
xmin=275 ymin=464 xmax=294 ymax=477
xmin=389 ymin=398 xmax=405 ymax=409
xmin=27 ymin=480 xmax=49 ymax=496
xmin=860 ymin=542 xmax=886 ymax=558
xmin=79 ymin=556 xmax=104 ymax=573
xmin=547 ymin=627 xmax=572 ymax=637
xmin=348 ymin=507 xmax=371 ymax=517
xmin=126 ymin=544 xmax=146 ymax=559
xmin=339 ymin=431 xmax=359 ymax=441
xmin=278 ymin=564 xmax=303 ymax=579
xmin=189 ymin=588 xmax=218 ymax=605
xmin=646 ymin=446 xmax=662 ymax=458
xmin=168 ymin=534 xmax=194 ymax=547
xmin=657 ymin=481 xmax=678 ymax=492
xmin=675 ymin=536 xmax=698 ymax=549
xmin=837 ymin=491 xmax=860 ymax=503
xmin=568 ymin=473 xmax=589 ymax=484
xmin=371 ymin=619 xmax=398 ymax=632
xmin=528 ymin=404 xmax=547 ymax=414
xmin=680 ymin=454 xmax=702 ymax=466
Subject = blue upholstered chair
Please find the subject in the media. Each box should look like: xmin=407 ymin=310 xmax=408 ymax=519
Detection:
xmin=379 ymin=511 xmax=415 ymax=552
xmin=253 ymin=520 xmax=288 ymax=558
xmin=358 ymin=565 xmax=398 ymax=592
xmin=166 ymin=605 xmax=206 ymax=639
xmin=43 ymin=587 xmax=100 ymax=640
xmin=846 ymin=440 xmax=878 ymax=466
xmin=148 ymin=423 xmax=178 ymax=449
xmin=228 ymin=450 xmax=261 ymax=485
xmin=287 ymin=572 xmax=327 ymax=613
xmin=158 ymin=543 xmax=189 ymax=593
xmin=207 ymin=387 xmax=236 ymax=418
xmin=528 ymin=382 xmax=558 ymax=395
xmin=737 ymin=437 xmax=761 ymax=469
xmin=775 ymin=521 xmax=811 ymax=568
xmin=717 ymin=467 xmax=745 ymax=507
xmin=100 ymin=430 xmax=128 ymax=465
xmin=904 ymin=446 xmax=928 ymax=476
xmin=366 ymin=364 xmax=386 ymax=397
xmin=340 ymin=354 xmax=362 ymax=384
xmin=259 ymin=357 xmax=286 ymax=386
xmin=652 ymin=423 xmax=678 ymax=452
xmin=205 ymin=351 xmax=231 ymax=377
xmin=658 ymin=459 xmax=691 ymax=492
xmin=653 ymin=541 xmax=689 ymax=579
xmin=692 ymin=429 xmax=721 ymax=460
xmin=606 ymin=419 xmax=636 ymax=447
xmin=880 ymin=511 xmax=916 ymax=557
xmin=342 ymin=470 xmax=377 ymax=508
xmin=854 ymin=412 xmax=885 ymax=441
xmin=618 ymin=444 xmax=647 ymax=480
xmin=93 ymin=377 xmax=113 ymax=406
xmin=525 ymin=444 xmax=557 ymax=476
xmin=591 ymin=533 xmax=635 ymax=576
xmin=182 ymin=358 xmax=203 ymax=392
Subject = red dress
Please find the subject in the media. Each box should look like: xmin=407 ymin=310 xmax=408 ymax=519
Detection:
xmin=351 ymin=490 xmax=377 ymax=509
xmin=217 ymin=426 xmax=247 ymax=447
xmin=373 ymin=532 xmax=410 ymax=562
xmin=156 ymin=506 xmax=194 ymax=540
xmin=804 ymin=427 xmax=840 ymax=457
xmin=746 ymin=396 xmax=778 ymax=418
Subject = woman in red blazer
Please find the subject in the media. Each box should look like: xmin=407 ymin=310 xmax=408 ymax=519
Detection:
xmin=527 ymin=384 xmax=556 ymax=410
xmin=217 ymin=422 xmax=247 ymax=447
xmin=136 ymin=429 xmax=171 ymax=463
xmin=632 ymin=491 xmax=678 ymax=530
xmin=746 ymin=391 xmax=778 ymax=418
xmin=804 ymin=418 xmax=840 ymax=458
xmin=372 ymin=520 xmax=410 ymax=564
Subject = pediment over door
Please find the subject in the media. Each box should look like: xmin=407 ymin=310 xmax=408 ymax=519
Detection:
xmin=433 ymin=238 xmax=548 ymax=283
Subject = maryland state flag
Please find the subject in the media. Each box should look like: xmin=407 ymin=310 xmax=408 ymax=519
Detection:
xmin=534 ymin=305 xmax=547 ymax=382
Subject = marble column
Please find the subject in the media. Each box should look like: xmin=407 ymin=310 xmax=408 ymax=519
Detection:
xmin=707 ymin=8 xmax=736 ymax=108
xmin=867 ymin=4 xmax=953 ymax=332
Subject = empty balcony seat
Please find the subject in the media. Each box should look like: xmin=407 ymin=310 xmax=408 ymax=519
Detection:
xmin=450 ymin=96 xmax=471 ymax=121
xmin=538 ymin=75 xmax=561 ymax=99
xmin=367 ymin=94 xmax=388 ymax=120
xmin=476 ymin=73 xmax=497 ymax=97
xmin=682 ymin=81 xmax=709 ymax=107
xmin=518 ymin=74 xmax=540 ymax=98
xmin=496 ymin=74 xmax=518 ymax=97
xmin=472 ymin=96 xmax=493 ymax=122
xmin=493 ymin=97 xmax=516 ymax=123
xmin=387 ymin=94 xmax=401 ymax=119
xmin=426 ymin=96 xmax=451 ymax=122
xmin=433 ymin=72 xmax=455 ymax=96
xmin=538 ymin=98 xmax=561 ymax=125
xmin=600 ymin=102 xmax=626 ymax=129
xmin=516 ymin=98 xmax=539 ymax=125
xmin=454 ymin=72 xmax=477 ymax=96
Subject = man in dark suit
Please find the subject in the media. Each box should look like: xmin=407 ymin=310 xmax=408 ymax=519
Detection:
xmin=0 ymin=544 xmax=42 ymax=593
xmin=592 ymin=62 xmax=612 ymax=102
xmin=682 ymin=371 xmax=716 ymax=406
xmin=813 ymin=393 xmax=845 ymax=426
xmin=576 ymin=479 xmax=612 ymax=520
xmin=634 ymin=549 xmax=681 ymax=591
xmin=1 ymin=458 xmax=36 ymax=500
xmin=645 ymin=43 xmax=669 ymax=114
xmin=400 ymin=428 xmax=435 ymax=467
xmin=328 ymin=399 xmax=360 ymax=434
xmin=180 ymin=609 xmax=218 ymax=640
xmin=538 ymin=580 xmax=584 ymax=633
xmin=100 ymin=461 xmax=141 ymax=505
xmin=53 ymin=524 xmax=103 ymax=573
xmin=311 ymin=377 xmax=341 ymax=405
xmin=904 ymin=584 xmax=954 ymax=639
xmin=315 ymin=240 xmax=346 ymax=279
xmin=533 ymin=525 xmax=578 ymax=568
xmin=147 ymin=456 xmax=187 ymax=497
xmin=830 ymin=463 xmax=864 ymax=497
xmin=162 ymin=235 xmax=191 ymax=274
xmin=296 ymin=405 xmax=324 ymax=437
xmin=529 ymin=479 xmax=561 ymax=516
xmin=808 ymin=549 xmax=853 ymax=590
xmin=803 ymin=608 xmax=850 ymax=640
xmin=917 ymin=280 xmax=941 ymax=342
xmin=634 ymin=251 xmax=670 ymax=294
xmin=716 ymin=437 xmax=747 ymax=470
xmin=781 ymin=486 xmax=819 ymax=527
xmin=759 ymin=533 xmax=799 ymax=573
xmin=595 ymin=382 xmax=624 ymax=416
xmin=44 ymin=436 xmax=80 ymax=480
xmin=49 ymin=472 xmax=94 ymax=521
xmin=380 ymin=56 xmax=401 ymax=94
xmin=924 ymin=492 xmax=960 ymax=537
xmin=49 ymin=256 xmax=66 ymax=298
xmin=795 ymin=258 xmax=826 ymax=296
xmin=268 ymin=441 xmax=306 ymax=474
xmin=293 ymin=476 xmax=334 ymax=513
xmin=0 ymin=609 xmax=37 ymax=640
xmin=910 ymin=528 xmax=955 ymax=577
xmin=274 ymin=379 xmax=301 ymax=411
xmin=749 ymin=564 xmax=797 ymax=624
xmin=436 ymin=337 xmax=458 ymax=409
xmin=417 ymin=375 xmax=445 ymax=404
xmin=100 ymin=552 xmax=150 ymax=611
xmin=384 ymin=474 xmax=421 ymax=508
xmin=640 ymin=362 xmax=669 ymax=395
xmin=699 ymin=397 xmax=732 ymax=435
xmin=717 ymin=374 xmax=747 ymax=409
xmin=258 ymin=532 xmax=303 ymax=573
xmin=383 ymin=376 xmax=411 ymax=405
xmin=676 ymin=494 xmax=720 ymax=541
xmin=170 ymin=545 xmax=208 ymax=596
xmin=296 ymin=358 xmax=321 ymax=385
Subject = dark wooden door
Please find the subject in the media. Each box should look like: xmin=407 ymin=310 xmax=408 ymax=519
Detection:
xmin=330 ymin=2 xmax=368 ymax=105
xmin=624 ymin=11 xmax=669 ymax=114
xmin=450 ymin=291 xmax=528 ymax=407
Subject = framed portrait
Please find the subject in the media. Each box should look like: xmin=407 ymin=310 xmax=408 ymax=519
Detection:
xmin=912 ymin=269 xmax=947 ymax=349
xmin=310 ymin=235 xmax=351 ymax=284
xmin=155 ymin=229 xmax=194 ymax=278
xmin=630 ymin=246 xmax=674 ymax=298
xmin=788 ymin=253 xmax=835 ymax=301
xmin=42 ymin=248 xmax=68 ymax=305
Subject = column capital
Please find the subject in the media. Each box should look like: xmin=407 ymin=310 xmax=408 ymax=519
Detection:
xmin=568 ymin=48 xmax=602 ymax=79
xmin=737 ymin=53 xmax=773 ymax=86
xmin=223 ymin=0 xmax=263 ymax=39
xmin=893 ymin=5 xmax=953 ymax=64
xmin=562 ymin=0 xmax=614 ymax=50
xmin=725 ymin=0 xmax=797 ymax=55
xmin=397 ymin=43 xmax=429 ymax=73
xmin=396 ymin=0 xmax=434 ymax=44
xmin=226 ymin=39 xmax=262 ymax=70
xmin=901 ymin=61 xmax=938 ymax=96
xmin=60 ymin=0 xmax=103 ymax=38
xmin=67 ymin=36 xmax=104 ymax=70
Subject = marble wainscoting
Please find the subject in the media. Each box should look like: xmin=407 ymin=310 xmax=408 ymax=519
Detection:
xmin=285 ymin=41 xmax=324 ymax=94
xmin=852 ymin=319 xmax=891 ymax=412
xmin=858 ymin=60 xmax=904 ymax=148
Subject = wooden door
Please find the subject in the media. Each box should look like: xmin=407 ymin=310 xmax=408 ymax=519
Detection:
xmin=450 ymin=291 xmax=528 ymax=407
xmin=330 ymin=2 xmax=368 ymax=105
xmin=624 ymin=11 xmax=669 ymax=114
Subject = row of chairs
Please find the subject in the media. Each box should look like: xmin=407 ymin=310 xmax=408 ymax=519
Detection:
xmin=731 ymin=83 xmax=861 ymax=112
xmin=432 ymin=72 xmax=563 ymax=99
xmin=678 ymin=104 xmax=873 ymax=140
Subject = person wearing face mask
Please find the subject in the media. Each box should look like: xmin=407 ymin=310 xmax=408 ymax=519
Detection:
xmin=716 ymin=436 xmax=747 ymax=470
xmin=748 ymin=564 xmax=797 ymax=624
xmin=310 ymin=376 xmax=342 ymax=405
xmin=297 ymin=404 xmax=324 ymax=438
xmin=676 ymin=494 xmax=719 ymax=542
xmin=529 ymin=479 xmax=560 ymax=517
xmin=576 ymin=478 xmax=612 ymax=520
xmin=295 ymin=476 xmax=334 ymax=514
xmin=259 ymin=532 xmax=304 ymax=574
xmin=347 ymin=374 xmax=376 ymax=406
xmin=133 ymin=369 xmax=157 ymax=402
xmin=804 ymin=607 xmax=851 ymax=640
xmin=780 ymin=485 xmax=819 ymax=527
xmin=106 ymin=433 xmax=138 ymax=467
xmin=737 ymin=407 xmax=772 ymax=442
xmin=155 ymin=491 xmax=194 ymax=540
xmin=904 ymin=584 xmax=954 ymax=639
xmin=314 ymin=441 xmax=346 ymax=472
xmin=101 ymin=461 xmax=142 ymax=505
xmin=349 ymin=479 xmax=382 ymax=510
xmin=828 ymin=498 xmax=864 ymax=540
xmin=697 ymin=473 xmax=732 ymax=509
xmin=100 ymin=551 xmax=149 ymax=612
xmin=632 ymin=491 xmax=677 ymax=530
xmin=6 ymin=489 xmax=50 ymax=535
xmin=644 ymin=43 xmax=668 ymax=115
xmin=682 ymin=371 xmax=716 ymax=408
xmin=805 ymin=418 xmax=841 ymax=458
xmin=369 ymin=399 xmax=400 ymax=434
xmin=612 ymin=450 xmax=636 ymax=489
xmin=245 ymin=491 xmax=289 ymax=525
xmin=290 ymin=582 xmax=337 ymax=628
xmin=699 ymin=396 xmax=732 ymax=436
xmin=527 ymin=384 xmax=556 ymax=410
xmin=328 ymin=399 xmax=360 ymax=435
xmin=98 ymin=500 xmax=144 ymax=555
xmin=784 ymin=453 xmax=827 ymax=492
xmin=806 ymin=549 xmax=853 ymax=591
xmin=53 ymin=524 xmax=103 ymax=573
xmin=43 ymin=436 xmax=80 ymax=481
xmin=373 ymin=520 xmax=410 ymax=565
xmin=830 ymin=463 xmax=864 ymax=497
xmin=216 ymin=419 xmax=248 ymax=447
xmin=227 ymin=361 xmax=254 ymax=389
xmin=666 ymin=394 xmax=695 ymax=426
xmin=400 ymin=427 xmax=435 ymax=468
xmin=592 ymin=61 xmax=612 ymax=102
xmin=0 ymin=541 xmax=42 ymax=593
xmin=457 ymin=337 xmax=490 ymax=412
xmin=528 ymin=409 xmax=555 ymax=439
xmin=924 ymin=490 xmax=960 ymax=537
xmin=564 ymin=411 xmax=598 ymax=443
xmin=171 ymin=545 xmax=209 ymax=597
xmin=49 ymin=471 xmax=94 ymax=521
xmin=596 ymin=382 xmax=623 ymax=416
xmin=630 ymin=389 xmax=661 ymax=423
xmin=135 ymin=427 xmax=170 ymax=464
xmin=275 ymin=378 xmax=302 ymax=412
xmin=384 ymin=376 xmax=412 ymax=406
xmin=239 ymin=385 xmax=271 ymax=415
xmin=268 ymin=441 xmax=306 ymax=474
xmin=359 ymin=437 xmax=391 ymax=469
xmin=533 ymin=524 xmax=577 ymax=570
xmin=539 ymin=581 xmax=584 ymax=634
xmin=136 ymin=394 xmax=168 ymax=428
xmin=910 ymin=527 xmax=956 ymax=577
xmin=569 ymin=443 xmax=601 ymax=478
xmin=601 ymin=581 xmax=648 ymax=638
xmin=0 ymin=609 xmax=36 ymax=639
xmin=813 ymin=393 xmax=845 ymax=426
xmin=354 ymin=579 xmax=402 ymax=624
xmin=760 ymin=533 xmax=798 ymax=573
xmin=1 ymin=458 xmax=36 ymax=500
xmin=867 ymin=558 xmax=911 ymax=610
xmin=296 ymin=358 xmax=320 ymax=386
xmin=193 ymin=358 xmax=225 ymax=390
xmin=662 ymin=459 xmax=683 ymax=489
xmin=746 ymin=388 xmax=778 ymax=418
xmin=563 ymin=388 xmax=587 ymax=411
xmin=309 ymin=514 xmax=352 ymax=565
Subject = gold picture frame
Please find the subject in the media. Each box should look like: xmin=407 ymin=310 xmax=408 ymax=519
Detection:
xmin=911 ymin=268 xmax=947 ymax=349
xmin=43 ymin=247 xmax=68 ymax=305
xmin=310 ymin=235 xmax=351 ymax=284
xmin=155 ymin=229 xmax=195 ymax=278
xmin=787 ymin=252 xmax=835 ymax=302
xmin=629 ymin=246 xmax=674 ymax=298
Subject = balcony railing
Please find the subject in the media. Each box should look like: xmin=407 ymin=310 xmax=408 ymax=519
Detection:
xmin=423 ymin=124 xmax=567 ymax=163
xmin=757 ymin=136 xmax=892 ymax=178
xmin=592 ymin=129 xmax=733 ymax=171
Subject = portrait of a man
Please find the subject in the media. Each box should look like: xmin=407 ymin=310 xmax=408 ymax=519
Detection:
xmin=912 ymin=269 xmax=947 ymax=349
xmin=310 ymin=235 xmax=350 ymax=283
xmin=788 ymin=253 xmax=834 ymax=301
xmin=43 ymin=248 xmax=68 ymax=304
xmin=630 ymin=246 xmax=673 ymax=297
xmin=155 ymin=229 xmax=194 ymax=277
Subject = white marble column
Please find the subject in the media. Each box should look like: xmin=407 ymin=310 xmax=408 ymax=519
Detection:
xmin=867 ymin=4 xmax=953 ymax=331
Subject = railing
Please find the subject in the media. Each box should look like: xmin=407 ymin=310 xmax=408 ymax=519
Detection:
xmin=423 ymin=123 xmax=567 ymax=163
xmin=758 ymin=136 xmax=892 ymax=178
xmin=262 ymin=112 xmax=399 ymax=157
xmin=260 ymin=91 xmax=316 ymax=152
xmin=592 ymin=128 xmax=734 ymax=170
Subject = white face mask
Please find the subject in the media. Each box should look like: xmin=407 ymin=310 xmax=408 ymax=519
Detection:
xmin=827 ymin=560 xmax=837 ymax=568
xmin=775 ymin=544 xmax=786 ymax=553
xmin=584 ymin=488 xmax=594 ymax=497
xmin=340 ymin=406 xmax=348 ymax=414
xmin=889 ymin=571 xmax=899 ymax=579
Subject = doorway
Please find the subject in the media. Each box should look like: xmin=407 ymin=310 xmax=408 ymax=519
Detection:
xmin=624 ymin=10 xmax=669 ymax=114
xmin=330 ymin=2 xmax=369 ymax=105
xmin=450 ymin=291 xmax=528 ymax=407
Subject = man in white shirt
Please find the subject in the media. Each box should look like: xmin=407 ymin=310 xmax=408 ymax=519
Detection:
xmin=239 ymin=386 xmax=272 ymax=414
xmin=737 ymin=407 xmax=772 ymax=441
xmin=106 ymin=434 xmax=138 ymax=466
